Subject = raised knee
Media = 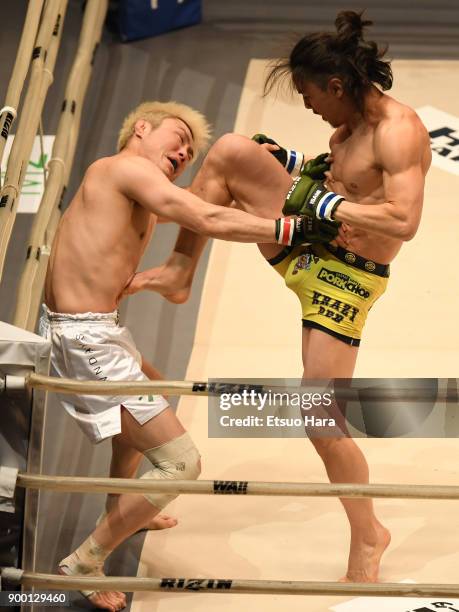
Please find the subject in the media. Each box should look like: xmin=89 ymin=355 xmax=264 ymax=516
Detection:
xmin=209 ymin=133 xmax=253 ymax=167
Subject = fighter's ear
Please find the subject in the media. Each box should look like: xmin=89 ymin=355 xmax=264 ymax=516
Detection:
xmin=328 ymin=77 xmax=344 ymax=98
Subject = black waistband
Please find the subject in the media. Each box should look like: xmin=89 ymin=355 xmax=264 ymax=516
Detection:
xmin=267 ymin=246 xmax=294 ymax=266
xmin=322 ymin=245 xmax=390 ymax=278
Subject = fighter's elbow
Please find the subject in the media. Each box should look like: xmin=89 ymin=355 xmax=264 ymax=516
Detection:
xmin=388 ymin=201 xmax=421 ymax=241
xmin=398 ymin=218 xmax=419 ymax=241
xmin=401 ymin=226 xmax=417 ymax=241
xmin=390 ymin=222 xmax=414 ymax=241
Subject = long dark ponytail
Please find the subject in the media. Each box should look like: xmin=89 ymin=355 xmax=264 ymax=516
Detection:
xmin=265 ymin=11 xmax=392 ymax=108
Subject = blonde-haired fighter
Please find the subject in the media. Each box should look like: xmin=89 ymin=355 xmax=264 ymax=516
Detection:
xmin=41 ymin=100 xmax=338 ymax=611
xmin=117 ymin=100 xmax=211 ymax=154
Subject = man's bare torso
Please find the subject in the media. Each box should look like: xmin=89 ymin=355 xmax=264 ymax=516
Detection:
xmin=326 ymin=95 xmax=430 ymax=263
xmin=45 ymin=157 xmax=155 ymax=313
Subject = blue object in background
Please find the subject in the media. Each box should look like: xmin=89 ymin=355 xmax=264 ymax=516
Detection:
xmin=119 ymin=0 xmax=202 ymax=42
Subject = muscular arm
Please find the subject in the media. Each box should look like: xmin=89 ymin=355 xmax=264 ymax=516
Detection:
xmin=333 ymin=118 xmax=430 ymax=240
xmin=156 ymin=185 xmax=208 ymax=285
xmin=124 ymin=228 xmax=206 ymax=302
xmin=114 ymin=155 xmax=277 ymax=243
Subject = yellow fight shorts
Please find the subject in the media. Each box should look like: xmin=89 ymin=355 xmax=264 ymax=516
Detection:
xmin=268 ymin=244 xmax=389 ymax=346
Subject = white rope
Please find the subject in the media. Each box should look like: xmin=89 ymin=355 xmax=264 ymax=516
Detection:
xmin=17 ymin=473 xmax=459 ymax=500
xmin=3 ymin=570 xmax=459 ymax=598
xmin=0 ymin=105 xmax=17 ymax=119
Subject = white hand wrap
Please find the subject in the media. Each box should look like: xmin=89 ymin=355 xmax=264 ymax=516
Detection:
xmin=276 ymin=217 xmax=295 ymax=245
xmin=285 ymin=149 xmax=305 ymax=177
xmin=308 ymin=186 xmax=344 ymax=221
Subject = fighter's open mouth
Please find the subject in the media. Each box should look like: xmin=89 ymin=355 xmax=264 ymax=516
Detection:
xmin=168 ymin=158 xmax=178 ymax=171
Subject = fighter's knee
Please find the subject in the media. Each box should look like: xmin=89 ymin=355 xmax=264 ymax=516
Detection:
xmin=209 ymin=133 xmax=253 ymax=167
xmin=140 ymin=432 xmax=200 ymax=509
xmin=309 ymin=436 xmax=341 ymax=458
xmin=178 ymin=447 xmax=201 ymax=481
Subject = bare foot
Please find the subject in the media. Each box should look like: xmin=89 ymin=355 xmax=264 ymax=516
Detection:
xmin=58 ymin=566 xmax=126 ymax=611
xmin=98 ymin=509 xmax=178 ymax=532
xmin=340 ymin=525 xmax=391 ymax=582
xmin=142 ymin=513 xmax=178 ymax=531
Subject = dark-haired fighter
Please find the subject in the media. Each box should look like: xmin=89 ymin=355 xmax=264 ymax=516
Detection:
xmin=125 ymin=12 xmax=431 ymax=582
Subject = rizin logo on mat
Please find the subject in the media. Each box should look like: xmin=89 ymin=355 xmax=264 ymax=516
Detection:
xmin=416 ymin=106 xmax=459 ymax=176
xmin=430 ymin=126 xmax=459 ymax=158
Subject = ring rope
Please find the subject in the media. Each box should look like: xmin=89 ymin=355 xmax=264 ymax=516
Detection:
xmin=2 ymin=570 xmax=459 ymax=597
xmin=0 ymin=105 xmax=18 ymax=119
xmin=1 ymin=183 xmax=19 ymax=199
xmin=45 ymin=156 xmax=66 ymax=171
xmin=12 ymin=0 xmax=108 ymax=331
xmin=23 ymin=372 xmax=454 ymax=402
xmin=16 ymin=473 xmax=459 ymax=500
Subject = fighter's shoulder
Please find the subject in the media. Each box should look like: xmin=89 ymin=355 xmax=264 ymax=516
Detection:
xmin=81 ymin=155 xmax=119 ymax=184
xmin=88 ymin=154 xmax=164 ymax=188
xmin=92 ymin=153 xmax=157 ymax=175
xmin=374 ymin=100 xmax=429 ymax=163
xmin=376 ymin=99 xmax=428 ymax=144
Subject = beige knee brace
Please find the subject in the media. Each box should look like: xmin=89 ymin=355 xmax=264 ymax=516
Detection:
xmin=140 ymin=431 xmax=201 ymax=509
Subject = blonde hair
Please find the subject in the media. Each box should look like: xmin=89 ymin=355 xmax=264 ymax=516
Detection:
xmin=117 ymin=100 xmax=211 ymax=159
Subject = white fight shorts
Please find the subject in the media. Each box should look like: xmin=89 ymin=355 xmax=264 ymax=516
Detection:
xmin=39 ymin=304 xmax=169 ymax=443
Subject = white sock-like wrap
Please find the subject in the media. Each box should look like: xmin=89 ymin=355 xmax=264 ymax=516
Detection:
xmin=58 ymin=535 xmax=111 ymax=597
